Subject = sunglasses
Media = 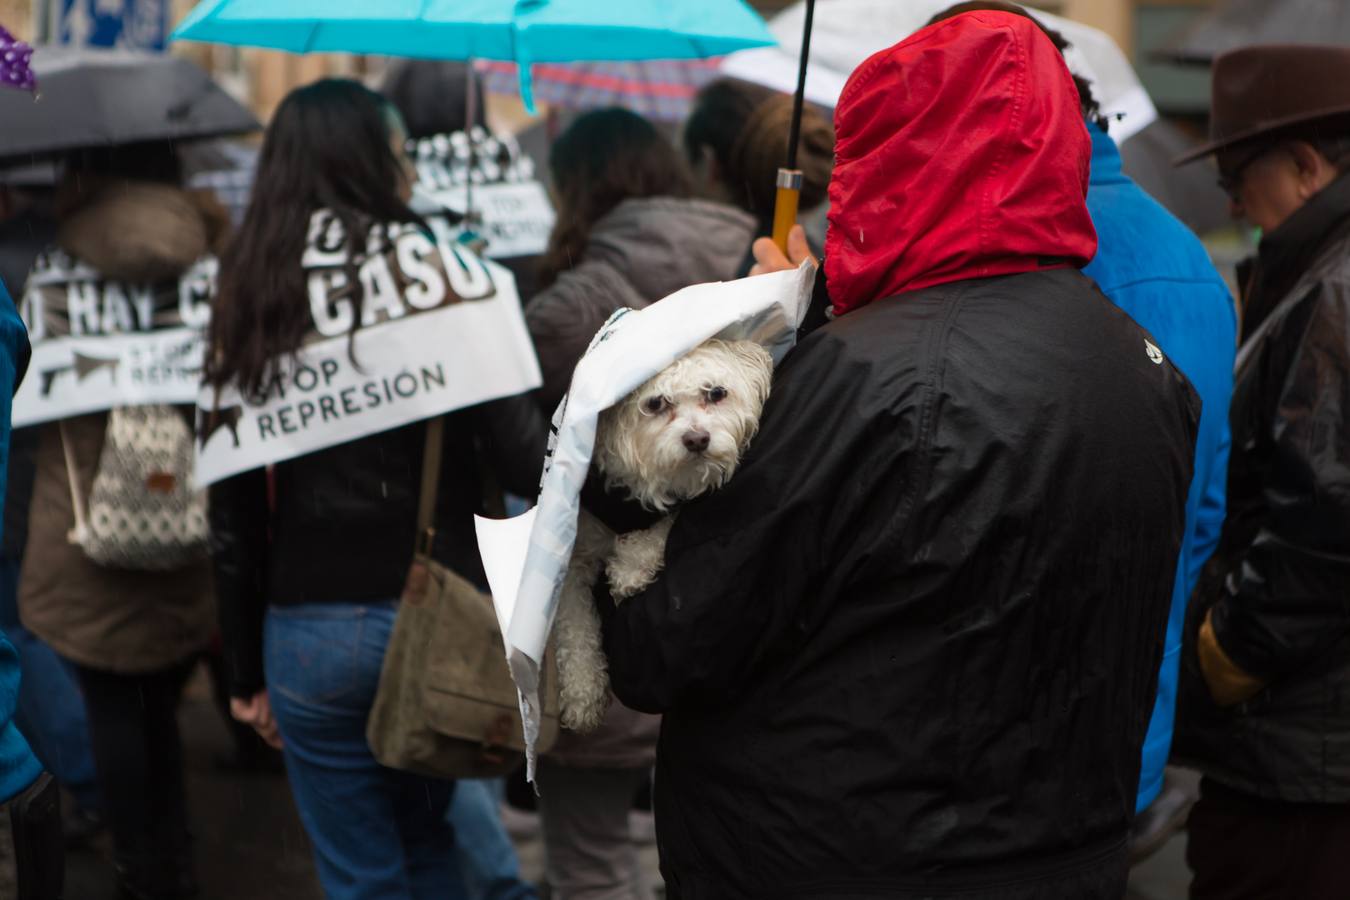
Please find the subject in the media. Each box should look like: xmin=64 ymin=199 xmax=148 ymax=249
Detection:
xmin=1216 ymin=143 xmax=1282 ymax=203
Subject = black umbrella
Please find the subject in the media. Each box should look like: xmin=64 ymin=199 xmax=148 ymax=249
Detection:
xmin=0 ymin=45 xmax=259 ymax=166
xmin=1163 ymin=0 xmax=1350 ymax=65
xmin=772 ymin=0 xmax=816 ymax=253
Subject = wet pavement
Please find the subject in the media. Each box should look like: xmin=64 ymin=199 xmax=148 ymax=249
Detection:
xmin=46 ymin=669 xmax=1191 ymax=899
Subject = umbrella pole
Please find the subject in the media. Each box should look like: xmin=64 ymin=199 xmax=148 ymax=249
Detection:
xmin=772 ymin=0 xmax=815 ymax=254
xmin=457 ymin=60 xmax=488 ymax=254
xmin=465 ymin=60 xmax=477 ymax=223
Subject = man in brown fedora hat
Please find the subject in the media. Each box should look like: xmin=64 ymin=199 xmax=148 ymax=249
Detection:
xmin=1173 ymin=43 xmax=1350 ymax=900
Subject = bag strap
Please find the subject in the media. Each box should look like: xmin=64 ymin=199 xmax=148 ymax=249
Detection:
xmin=57 ymin=419 xmax=90 ymax=546
xmin=415 ymin=417 xmax=445 ymax=556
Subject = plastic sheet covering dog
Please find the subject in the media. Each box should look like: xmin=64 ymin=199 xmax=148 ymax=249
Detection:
xmin=475 ymin=261 xmax=814 ymax=779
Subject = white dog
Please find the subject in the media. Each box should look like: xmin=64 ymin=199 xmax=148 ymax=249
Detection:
xmin=554 ymin=338 xmax=775 ymax=732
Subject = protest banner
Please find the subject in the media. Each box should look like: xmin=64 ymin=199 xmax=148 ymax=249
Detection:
xmin=410 ymin=127 xmax=555 ymax=259
xmin=13 ymin=249 xmax=213 ymax=428
xmin=475 ymin=262 xmax=815 ymax=778
xmin=194 ymin=209 xmax=542 ymax=486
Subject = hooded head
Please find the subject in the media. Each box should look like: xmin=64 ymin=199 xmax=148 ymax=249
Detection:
xmin=825 ymin=10 xmax=1096 ymax=316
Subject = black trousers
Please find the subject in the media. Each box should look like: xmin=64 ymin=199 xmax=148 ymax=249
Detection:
xmin=1187 ymin=777 xmax=1350 ymax=900
xmin=73 ymin=658 xmax=196 ymax=863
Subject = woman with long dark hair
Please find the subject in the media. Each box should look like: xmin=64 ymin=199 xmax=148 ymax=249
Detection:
xmin=207 ymin=79 xmax=543 ymax=900
xmin=523 ymin=107 xmax=756 ymax=899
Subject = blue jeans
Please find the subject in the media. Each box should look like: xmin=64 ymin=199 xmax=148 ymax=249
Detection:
xmin=448 ymin=779 xmax=537 ymax=900
xmin=0 ymin=557 xmax=99 ymax=812
xmin=266 ymin=601 xmax=462 ymax=900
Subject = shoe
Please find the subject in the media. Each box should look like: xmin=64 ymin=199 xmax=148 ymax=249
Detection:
xmin=1128 ymin=782 xmax=1195 ymax=865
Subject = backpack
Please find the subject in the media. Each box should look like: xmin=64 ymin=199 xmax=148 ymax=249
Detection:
xmin=60 ymin=404 xmax=208 ymax=571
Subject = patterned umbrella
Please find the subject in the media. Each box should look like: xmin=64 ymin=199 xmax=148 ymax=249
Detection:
xmin=475 ymin=58 xmax=723 ymax=121
xmin=0 ymin=26 xmax=35 ymax=92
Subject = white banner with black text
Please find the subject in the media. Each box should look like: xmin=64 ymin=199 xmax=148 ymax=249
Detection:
xmin=410 ymin=127 xmax=555 ymax=259
xmin=194 ymin=211 xmax=542 ymax=486
xmin=12 ymin=250 xmax=215 ymax=428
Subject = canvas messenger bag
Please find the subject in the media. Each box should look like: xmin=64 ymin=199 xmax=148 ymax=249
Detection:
xmin=367 ymin=417 xmax=559 ymax=779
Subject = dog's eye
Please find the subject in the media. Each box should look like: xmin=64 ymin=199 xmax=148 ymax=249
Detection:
xmin=706 ymin=386 xmax=728 ymax=404
xmin=642 ymin=396 xmax=667 ymax=414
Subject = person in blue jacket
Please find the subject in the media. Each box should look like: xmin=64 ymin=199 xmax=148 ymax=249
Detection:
xmin=0 ymin=276 xmax=42 ymax=805
xmin=926 ymin=1 xmax=1236 ymax=858
xmin=0 ymin=636 xmax=42 ymax=804
xmin=1084 ymin=117 xmax=1235 ymax=839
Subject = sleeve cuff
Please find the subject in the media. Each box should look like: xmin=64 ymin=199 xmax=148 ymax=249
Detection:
xmin=1198 ymin=609 xmax=1266 ymax=707
xmin=226 ymin=652 xmax=266 ymax=700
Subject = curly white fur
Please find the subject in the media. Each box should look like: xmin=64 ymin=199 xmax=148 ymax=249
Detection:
xmin=555 ymin=339 xmax=774 ymax=732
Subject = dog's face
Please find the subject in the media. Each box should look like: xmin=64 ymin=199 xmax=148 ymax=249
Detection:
xmin=595 ymin=339 xmax=774 ymax=512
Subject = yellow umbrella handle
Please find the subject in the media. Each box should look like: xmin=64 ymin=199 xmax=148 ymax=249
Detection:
xmin=772 ymin=168 xmax=804 ymax=254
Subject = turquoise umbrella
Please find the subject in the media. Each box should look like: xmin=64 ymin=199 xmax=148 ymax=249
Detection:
xmin=172 ymin=0 xmax=776 ymax=110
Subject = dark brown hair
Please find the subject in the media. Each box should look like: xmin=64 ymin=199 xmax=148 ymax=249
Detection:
xmin=380 ymin=60 xmax=486 ymax=140
xmin=538 ymin=108 xmax=692 ymax=287
xmin=207 ymin=79 xmax=420 ymax=401
xmin=684 ymin=78 xmax=834 ymax=228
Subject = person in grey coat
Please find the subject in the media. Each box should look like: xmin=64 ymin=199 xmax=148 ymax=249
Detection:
xmin=527 ymin=109 xmax=757 ymax=415
xmin=524 ymin=108 xmax=755 ymax=900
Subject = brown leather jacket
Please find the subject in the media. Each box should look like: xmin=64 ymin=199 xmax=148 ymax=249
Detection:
xmin=1175 ymin=173 xmax=1350 ymax=803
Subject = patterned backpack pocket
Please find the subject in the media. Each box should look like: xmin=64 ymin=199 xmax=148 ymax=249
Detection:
xmin=61 ymin=405 xmax=208 ymax=571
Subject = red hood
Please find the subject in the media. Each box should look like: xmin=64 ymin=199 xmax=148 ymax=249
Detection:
xmin=824 ymin=10 xmax=1096 ymax=316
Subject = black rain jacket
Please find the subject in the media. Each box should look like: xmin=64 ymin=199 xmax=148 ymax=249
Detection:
xmin=601 ymin=266 xmax=1199 ymax=899
xmin=600 ymin=14 xmax=1201 ymax=897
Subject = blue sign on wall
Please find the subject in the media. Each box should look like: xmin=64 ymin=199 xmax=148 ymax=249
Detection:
xmin=59 ymin=0 xmax=167 ymax=51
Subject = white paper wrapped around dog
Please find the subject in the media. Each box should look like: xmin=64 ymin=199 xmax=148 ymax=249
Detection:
xmin=475 ymin=261 xmax=816 ymax=776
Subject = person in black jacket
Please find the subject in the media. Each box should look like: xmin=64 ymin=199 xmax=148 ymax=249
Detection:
xmin=206 ymin=80 xmax=544 ymax=900
xmin=1171 ymin=45 xmax=1350 ymax=900
xmin=598 ymin=11 xmax=1199 ymax=899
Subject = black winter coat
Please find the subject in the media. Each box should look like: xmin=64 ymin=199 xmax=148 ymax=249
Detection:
xmin=601 ymin=269 xmax=1199 ymax=899
xmin=210 ymin=395 xmax=545 ymax=697
xmin=1173 ymin=174 xmax=1350 ymax=804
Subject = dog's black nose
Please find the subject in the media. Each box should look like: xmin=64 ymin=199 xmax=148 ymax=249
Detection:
xmin=682 ymin=429 xmax=711 ymax=453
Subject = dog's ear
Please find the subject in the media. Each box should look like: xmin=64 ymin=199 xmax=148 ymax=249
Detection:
xmin=721 ymin=340 xmax=775 ymax=409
